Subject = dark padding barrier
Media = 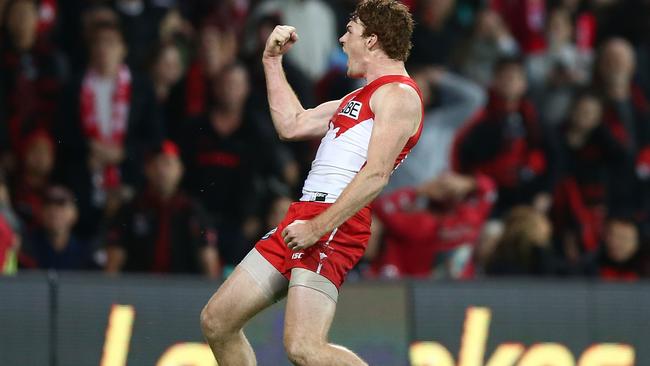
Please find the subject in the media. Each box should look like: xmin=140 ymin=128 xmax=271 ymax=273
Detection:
xmin=1 ymin=273 xmax=648 ymax=366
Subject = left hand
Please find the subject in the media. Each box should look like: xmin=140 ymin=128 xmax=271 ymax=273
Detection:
xmin=282 ymin=220 xmax=323 ymax=251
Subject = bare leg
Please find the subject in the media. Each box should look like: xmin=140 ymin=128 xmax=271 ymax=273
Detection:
xmin=200 ymin=263 xmax=283 ymax=366
xmin=283 ymin=285 xmax=368 ymax=366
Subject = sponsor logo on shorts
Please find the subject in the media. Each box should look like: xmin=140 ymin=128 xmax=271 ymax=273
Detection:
xmin=261 ymin=227 xmax=277 ymax=240
xmin=338 ymin=100 xmax=362 ymax=120
xmin=292 ymin=252 xmax=304 ymax=260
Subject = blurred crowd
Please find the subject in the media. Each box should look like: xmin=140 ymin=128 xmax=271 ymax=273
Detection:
xmin=1 ymin=0 xmax=650 ymax=281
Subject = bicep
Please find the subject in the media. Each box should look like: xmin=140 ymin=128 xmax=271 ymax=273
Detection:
xmin=289 ymin=100 xmax=340 ymax=141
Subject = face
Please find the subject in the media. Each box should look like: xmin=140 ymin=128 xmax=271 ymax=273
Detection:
xmin=7 ymin=0 xmax=38 ymax=50
xmin=146 ymin=154 xmax=183 ymax=196
xmin=598 ymin=40 xmax=635 ymax=85
xmin=213 ymin=65 xmax=250 ymax=107
xmin=200 ymin=26 xmax=236 ymax=76
xmin=493 ymin=64 xmax=527 ymax=102
xmin=42 ymin=201 xmax=78 ymax=234
xmin=154 ymin=45 xmax=183 ymax=85
xmin=547 ymin=9 xmax=572 ymax=44
xmin=570 ymin=96 xmax=602 ymax=132
xmin=339 ymin=19 xmax=370 ymax=78
xmin=91 ymin=29 xmax=127 ymax=74
xmin=475 ymin=9 xmax=502 ymax=39
xmin=23 ymin=137 xmax=54 ymax=177
xmin=82 ymin=7 xmax=118 ymax=39
xmin=605 ymin=220 xmax=639 ymax=263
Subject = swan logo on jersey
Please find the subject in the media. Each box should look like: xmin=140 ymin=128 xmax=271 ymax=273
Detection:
xmin=338 ymin=100 xmax=362 ymax=120
xmin=261 ymin=227 xmax=277 ymax=240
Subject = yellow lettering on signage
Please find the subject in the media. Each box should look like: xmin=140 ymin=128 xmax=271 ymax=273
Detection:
xmin=156 ymin=343 xmax=216 ymax=366
xmin=578 ymin=344 xmax=634 ymax=366
xmin=409 ymin=341 xmax=455 ymax=366
xmin=486 ymin=343 xmax=525 ymax=366
xmin=458 ymin=307 xmax=491 ymax=366
xmin=518 ymin=343 xmax=575 ymax=366
xmin=100 ymin=305 xmax=135 ymax=366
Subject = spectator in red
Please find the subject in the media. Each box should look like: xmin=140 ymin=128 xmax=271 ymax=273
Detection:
xmin=56 ymin=21 xmax=163 ymax=240
xmin=21 ymin=186 xmax=92 ymax=270
xmin=453 ymin=56 xmax=551 ymax=215
xmin=148 ymin=41 xmax=185 ymax=138
xmin=597 ymin=217 xmax=650 ymax=280
xmin=181 ymin=24 xmax=237 ymax=119
xmin=181 ymin=63 xmax=297 ymax=268
xmin=0 ymin=213 xmax=17 ymax=274
xmin=0 ymin=170 xmax=20 ymax=274
xmin=0 ymin=0 xmax=65 ymax=168
xmin=489 ymin=0 xmax=546 ymax=55
xmin=484 ymin=205 xmax=556 ymax=276
xmin=593 ymin=38 xmax=650 ymax=216
xmin=551 ymin=92 xmax=628 ymax=257
xmin=105 ymin=140 xmax=219 ymax=276
xmin=371 ymin=172 xmax=496 ymax=279
xmin=12 ymin=130 xmax=55 ymax=231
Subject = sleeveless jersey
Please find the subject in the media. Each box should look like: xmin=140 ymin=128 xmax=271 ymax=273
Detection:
xmin=301 ymin=75 xmax=424 ymax=203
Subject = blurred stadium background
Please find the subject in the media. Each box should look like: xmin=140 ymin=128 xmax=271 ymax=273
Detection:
xmin=1 ymin=0 xmax=650 ymax=364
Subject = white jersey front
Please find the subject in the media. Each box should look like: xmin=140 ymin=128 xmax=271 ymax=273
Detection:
xmin=301 ymin=75 xmax=423 ymax=203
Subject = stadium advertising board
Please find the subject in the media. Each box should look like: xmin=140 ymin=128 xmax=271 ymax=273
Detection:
xmin=411 ymin=281 xmax=647 ymax=366
xmin=1 ymin=274 xmax=648 ymax=366
xmin=56 ymin=275 xmax=408 ymax=366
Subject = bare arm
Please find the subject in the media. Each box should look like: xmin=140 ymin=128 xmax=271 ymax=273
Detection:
xmin=199 ymin=246 xmax=220 ymax=278
xmin=263 ymin=25 xmax=336 ymax=141
xmin=105 ymin=246 xmax=125 ymax=273
xmin=282 ymin=83 xmax=422 ymax=249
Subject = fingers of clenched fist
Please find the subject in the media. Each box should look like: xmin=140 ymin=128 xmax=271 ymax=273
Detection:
xmin=282 ymin=220 xmax=314 ymax=251
xmin=264 ymin=25 xmax=299 ymax=58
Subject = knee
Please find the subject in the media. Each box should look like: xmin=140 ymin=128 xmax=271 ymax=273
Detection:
xmin=200 ymin=300 xmax=238 ymax=341
xmin=284 ymin=333 xmax=320 ymax=365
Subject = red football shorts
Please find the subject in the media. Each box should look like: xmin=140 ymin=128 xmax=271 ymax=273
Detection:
xmin=254 ymin=201 xmax=371 ymax=288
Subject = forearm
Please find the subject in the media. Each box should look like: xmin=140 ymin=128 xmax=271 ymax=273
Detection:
xmin=263 ymin=57 xmax=305 ymax=137
xmin=436 ymin=72 xmax=486 ymax=122
xmin=311 ymin=168 xmax=389 ymax=235
xmin=200 ymin=246 xmax=220 ymax=278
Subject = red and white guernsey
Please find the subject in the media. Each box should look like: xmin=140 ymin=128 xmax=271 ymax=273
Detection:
xmin=301 ymin=75 xmax=424 ymax=203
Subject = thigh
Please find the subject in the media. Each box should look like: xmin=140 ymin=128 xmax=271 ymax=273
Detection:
xmin=204 ymin=250 xmax=289 ymax=329
xmin=284 ymin=276 xmax=337 ymax=342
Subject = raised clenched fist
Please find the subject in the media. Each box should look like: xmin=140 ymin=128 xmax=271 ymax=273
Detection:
xmin=263 ymin=25 xmax=299 ymax=59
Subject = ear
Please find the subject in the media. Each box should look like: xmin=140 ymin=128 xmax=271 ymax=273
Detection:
xmin=366 ymin=34 xmax=378 ymax=50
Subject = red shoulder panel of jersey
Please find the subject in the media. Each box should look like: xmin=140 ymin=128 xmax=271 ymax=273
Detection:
xmin=331 ymin=75 xmax=424 ymax=143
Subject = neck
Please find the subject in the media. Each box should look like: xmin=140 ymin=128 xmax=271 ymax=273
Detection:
xmin=49 ymin=230 xmax=70 ymax=252
xmin=154 ymin=82 xmax=170 ymax=102
xmin=364 ymin=57 xmax=408 ymax=84
xmin=607 ymin=83 xmax=630 ymax=100
xmin=23 ymin=172 xmax=48 ymax=189
xmin=152 ymin=186 xmax=176 ymax=202
xmin=93 ymin=64 xmax=121 ymax=78
xmin=566 ymin=126 xmax=588 ymax=146
xmin=218 ymin=102 xmax=245 ymax=115
xmin=504 ymin=99 xmax=520 ymax=111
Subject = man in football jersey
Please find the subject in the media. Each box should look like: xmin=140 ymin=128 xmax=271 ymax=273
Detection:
xmin=200 ymin=1 xmax=422 ymax=365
